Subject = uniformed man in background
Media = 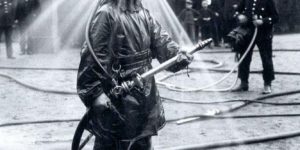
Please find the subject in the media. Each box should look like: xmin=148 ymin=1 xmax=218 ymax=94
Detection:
xmin=16 ymin=0 xmax=40 ymax=55
xmin=0 ymin=0 xmax=18 ymax=59
xmin=232 ymin=0 xmax=279 ymax=94
xmin=178 ymin=0 xmax=200 ymax=44
xmin=209 ymin=0 xmax=224 ymax=47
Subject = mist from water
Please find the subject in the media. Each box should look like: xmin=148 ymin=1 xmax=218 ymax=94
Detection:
xmin=142 ymin=1 xmax=244 ymax=148
xmin=142 ymin=0 xmax=193 ymax=47
xmin=11 ymin=0 xmax=244 ymax=148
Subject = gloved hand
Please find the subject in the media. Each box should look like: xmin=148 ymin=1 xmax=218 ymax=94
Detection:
xmin=177 ymin=50 xmax=194 ymax=64
xmin=237 ymin=14 xmax=248 ymax=24
xmin=167 ymin=50 xmax=194 ymax=73
xmin=253 ymin=19 xmax=263 ymax=26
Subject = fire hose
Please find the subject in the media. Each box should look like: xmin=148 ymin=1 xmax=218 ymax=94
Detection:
xmin=107 ymin=38 xmax=213 ymax=98
xmin=1 ymin=71 xmax=300 ymax=107
xmin=156 ymin=27 xmax=258 ymax=92
xmin=0 ymin=22 xmax=298 ymax=150
xmin=201 ymin=49 xmax=299 ymax=54
xmin=160 ymin=130 xmax=300 ymax=150
xmin=0 ymin=29 xmax=258 ymax=94
xmin=0 ymin=1 xmax=299 ymax=150
xmin=1 ymin=73 xmax=300 ymax=150
xmin=0 ymin=5 xmax=298 ymax=149
xmin=160 ymin=89 xmax=300 ymax=149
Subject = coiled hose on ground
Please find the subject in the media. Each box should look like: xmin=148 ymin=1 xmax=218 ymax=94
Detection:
xmin=1 ymin=70 xmax=300 ymax=150
xmin=0 ymin=6 xmax=299 ymax=149
xmin=0 ymin=29 xmax=300 ymax=149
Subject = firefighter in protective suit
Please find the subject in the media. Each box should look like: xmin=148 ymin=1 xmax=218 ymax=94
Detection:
xmin=77 ymin=0 xmax=193 ymax=149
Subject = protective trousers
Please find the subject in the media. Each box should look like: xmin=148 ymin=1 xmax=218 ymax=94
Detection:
xmin=0 ymin=26 xmax=13 ymax=58
xmin=238 ymin=30 xmax=275 ymax=85
xmin=93 ymin=136 xmax=152 ymax=150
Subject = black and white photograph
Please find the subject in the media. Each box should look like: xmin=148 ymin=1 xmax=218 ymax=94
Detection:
xmin=1 ymin=0 xmax=300 ymax=149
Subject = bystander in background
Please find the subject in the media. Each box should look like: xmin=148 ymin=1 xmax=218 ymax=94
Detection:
xmin=0 ymin=0 xmax=18 ymax=59
xmin=16 ymin=0 xmax=40 ymax=55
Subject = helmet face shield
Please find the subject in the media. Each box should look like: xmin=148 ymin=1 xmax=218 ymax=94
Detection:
xmin=98 ymin=0 xmax=143 ymax=12
xmin=117 ymin=0 xmax=142 ymax=12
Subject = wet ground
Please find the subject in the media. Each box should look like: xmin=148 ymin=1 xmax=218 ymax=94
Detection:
xmin=0 ymin=34 xmax=300 ymax=150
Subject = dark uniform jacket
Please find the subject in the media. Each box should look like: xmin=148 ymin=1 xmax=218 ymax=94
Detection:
xmin=199 ymin=8 xmax=215 ymax=27
xmin=77 ymin=2 xmax=186 ymax=140
xmin=210 ymin=0 xmax=224 ymax=15
xmin=178 ymin=8 xmax=200 ymax=25
xmin=237 ymin=0 xmax=279 ymax=39
xmin=223 ymin=0 xmax=241 ymax=20
xmin=0 ymin=0 xmax=18 ymax=27
xmin=16 ymin=0 xmax=40 ymax=24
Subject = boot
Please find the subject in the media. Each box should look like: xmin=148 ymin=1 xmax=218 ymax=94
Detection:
xmin=231 ymin=81 xmax=249 ymax=92
xmin=262 ymin=83 xmax=272 ymax=94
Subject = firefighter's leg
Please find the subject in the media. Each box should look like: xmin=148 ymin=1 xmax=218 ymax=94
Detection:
xmin=232 ymin=39 xmax=255 ymax=92
xmin=257 ymin=38 xmax=274 ymax=94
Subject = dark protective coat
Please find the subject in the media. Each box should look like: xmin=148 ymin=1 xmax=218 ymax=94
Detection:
xmin=16 ymin=0 xmax=40 ymax=25
xmin=0 ymin=0 xmax=18 ymax=27
xmin=77 ymin=2 xmax=187 ymax=141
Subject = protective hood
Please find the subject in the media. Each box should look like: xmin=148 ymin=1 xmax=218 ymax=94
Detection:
xmin=117 ymin=0 xmax=143 ymax=12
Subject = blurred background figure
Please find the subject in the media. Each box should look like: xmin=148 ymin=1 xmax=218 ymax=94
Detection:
xmin=276 ymin=0 xmax=296 ymax=33
xmin=198 ymin=0 xmax=215 ymax=48
xmin=178 ymin=0 xmax=200 ymax=44
xmin=209 ymin=0 xmax=224 ymax=47
xmin=0 ymin=0 xmax=18 ymax=59
xmin=222 ymin=0 xmax=241 ymax=48
xmin=167 ymin=0 xmax=186 ymax=16
xmin=16 ymin=0 xmax=40 ymax=55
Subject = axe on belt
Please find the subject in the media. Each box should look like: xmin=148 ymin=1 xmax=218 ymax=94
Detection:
xmin=110 ymin=38 xmax=213 ymax=97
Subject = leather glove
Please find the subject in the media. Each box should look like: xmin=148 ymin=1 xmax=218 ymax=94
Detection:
xmin=177 ymin=50 xmax=194 ymax=64
xmin=253 ymin=19 xmax=263 ymax=26
xmin=237 ymin=14 xmax=248 ymax=24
